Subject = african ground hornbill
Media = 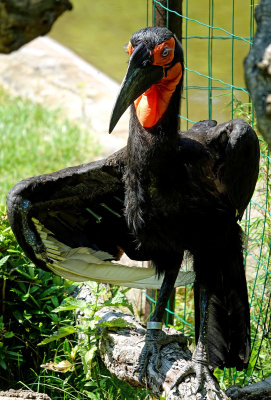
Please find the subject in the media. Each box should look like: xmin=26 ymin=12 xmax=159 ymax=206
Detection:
xmin=7 ymin=27 xmax=260 ymax=390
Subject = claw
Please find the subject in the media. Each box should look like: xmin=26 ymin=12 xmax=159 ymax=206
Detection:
xmin=135 ymin=327 xmax=188 ymax=384
xmin=134 ymin=329 xmax=165 ymax=383
xmin=171 ymin=360 xmax=217 ymax=393
xmin=171 ymin=345 xmax=220 ymax=395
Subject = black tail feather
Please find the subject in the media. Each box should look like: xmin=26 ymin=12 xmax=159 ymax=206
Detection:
xmin=193 ymin=223 xmax=250 ymax=370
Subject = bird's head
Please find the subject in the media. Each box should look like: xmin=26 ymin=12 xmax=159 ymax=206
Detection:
xmin=109 ymin=27 xmax=184 ymax=133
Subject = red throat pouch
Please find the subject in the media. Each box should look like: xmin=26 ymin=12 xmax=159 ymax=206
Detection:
xmin=134 ymin=62 xmax=182 ymax=128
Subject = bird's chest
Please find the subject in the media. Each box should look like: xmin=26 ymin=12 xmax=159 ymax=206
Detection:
xmin=124 ymin=130 xmax=188 ymax=251
xmin=147 ymin=172 xmax=181 ymax=212
xmin=124 ymin=164 xmax=185 ymax=250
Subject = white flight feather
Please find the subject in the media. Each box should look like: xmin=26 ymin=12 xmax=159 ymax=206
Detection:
xmin=32 ymin=218 xmax=195 ymax=288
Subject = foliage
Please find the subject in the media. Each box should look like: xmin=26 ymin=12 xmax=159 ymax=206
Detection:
xmin=34 ymin=284 xmax=151 ymax=400
xmin=0 ymin=88 xmax=100 ymax=204
xmin=0 ymin=206 xmax=152 ymax=399
xmin=0 ymin=204 xmax=76 ymax=386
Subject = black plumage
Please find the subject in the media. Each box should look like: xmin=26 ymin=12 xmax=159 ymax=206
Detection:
xmin=7 ymin=27 xmax=260 ymax=385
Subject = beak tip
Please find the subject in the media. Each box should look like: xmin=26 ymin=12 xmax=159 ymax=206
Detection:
xmin=108 ymin=121 xmax=115 ymax=134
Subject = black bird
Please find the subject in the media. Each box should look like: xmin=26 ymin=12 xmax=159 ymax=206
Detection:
xmin=7 ymin=27 xmax=259 ymax=389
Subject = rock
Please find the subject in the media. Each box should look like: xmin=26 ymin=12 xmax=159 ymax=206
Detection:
xmin=0 ymin=0 xmax=72 ymax=54
xmin=0 ymin=36 xmax=129 ymax=156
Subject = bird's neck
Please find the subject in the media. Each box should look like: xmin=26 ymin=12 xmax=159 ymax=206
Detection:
xmin=134 ymin=62 xmax=182 ymax=129
xmin=127 ymin=80 xmax=182 ymax=171
xmin=125 ymin=83 xmax=182 ymax=236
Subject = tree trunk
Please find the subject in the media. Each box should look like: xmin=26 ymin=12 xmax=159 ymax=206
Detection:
xmin=0 ymin=0 xmax=72 ymax=54
xmin=244 ymin=0 xmax=271 ymax=148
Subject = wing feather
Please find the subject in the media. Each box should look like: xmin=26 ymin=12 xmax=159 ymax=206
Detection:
xmin=7 ymin=146 xmax=194 ymax=289
xmin=33 ymin=217 xmax=194 ymax=288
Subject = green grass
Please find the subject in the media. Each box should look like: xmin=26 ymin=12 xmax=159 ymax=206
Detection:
xmin=0 ymin=88 xmax=100 ymax=204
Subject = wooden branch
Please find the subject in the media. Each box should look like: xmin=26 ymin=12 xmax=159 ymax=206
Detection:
xmin=98 ymin=308 xmax=271 ymax=399
xmin=244 ymin=0 xmax=271 ymax=148
xmin=226 ymin=377 xmax=271 ymax=400
xmin=0 ymin=0 xmax=72 ymax=54
xmin=76 ymin=286 xmax=271 ymax=399
xmin=0 ymin=389 xmax=52 ymax=400
xmin=98 ymin=308 xmax=229 ymax=399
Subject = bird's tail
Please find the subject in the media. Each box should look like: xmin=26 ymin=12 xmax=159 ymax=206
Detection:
xmin=193 ymin=225 xmax=251 ymax=370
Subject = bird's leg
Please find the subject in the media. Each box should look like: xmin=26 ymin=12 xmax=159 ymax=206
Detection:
xmin=171 ymin=288 xmax=219 ymax=394
xmin=135 ymin=268 xmax=186 ymax=383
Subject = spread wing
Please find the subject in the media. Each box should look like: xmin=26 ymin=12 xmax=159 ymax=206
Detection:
xmin=7 ymin=146 xmax=195 ymax=288
xmin=180 ymin=119 xmax=260 ymax=219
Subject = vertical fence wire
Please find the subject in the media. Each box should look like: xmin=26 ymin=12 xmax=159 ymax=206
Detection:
xmin=231 ymin=0 xmax=235 ymax=119
xmin=208 ymin=0 xmax=213 ymax=120
xmin=184 ymin=0 xmax=189 ymax=130
xmin=146 ymin=0 xmax=271 ymax=387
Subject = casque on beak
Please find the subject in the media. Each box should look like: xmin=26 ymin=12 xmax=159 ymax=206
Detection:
xmin=109 ymin=42 xmax=164 ymax=133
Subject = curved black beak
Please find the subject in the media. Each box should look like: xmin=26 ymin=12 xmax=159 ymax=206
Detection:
xmin=109 ymin=43 xmax=164 ymax=133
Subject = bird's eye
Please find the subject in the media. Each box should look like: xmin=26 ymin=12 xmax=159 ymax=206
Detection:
xmin=161 ymin=47 xmax=170 ymax=57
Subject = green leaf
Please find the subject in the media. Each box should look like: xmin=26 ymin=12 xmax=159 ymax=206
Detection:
xmin=0 ymin=359 xmax=7 ymax=370
xmin=84 ymin=346 xmax=97 ymax=365
xmin=4 ymin=331 xmax=14 ymax=339
xmin=70 ymin=344 xmax=79 ymax=359
xmin=53 ymin=298 xmax=88 ymax=312
xmin=0 ymin=255 xmax=9 ymax=267
xmin=40 ymin=286 xmax=61 ymax=298
xmin=86 ymin=393 xmax=99 ymax=400
xmin=23 ymin=310 xmax=32 ymax=320
xmin=12 ymin=310 xmax=23 ymax=323
xmin=18 ymin=281 xmax=26 ymax=293
xmin=21 ymin=293 xmax=30 ymax=301
xmin=29 ymin=286 xmax=39 ymax=294
xmin=84 ymin=381 xmax=99 ymax=388
xmin=50 ymin=313 xmax=59 ymax=324
xmin=16 ymin=268 xmax=33 ymax=280
xmin=51 ymin=296 xmax=59 ymax=308
xmin=10 ymin=288 xmax=23 ymax=296
xmin=98 ymin=318 xmax=136 ymax=329
xmin=103 ymin=295 xmax=133 ymax=313
xmin=38 ymin=326 xmax=76 ymax=346
xmin=63 ymin=338 xmax=71 ymax=354
xmin=81 ymin=345 xmax=97 ymax=377
xmin=27 ymin=266 xmax=35 ymax=279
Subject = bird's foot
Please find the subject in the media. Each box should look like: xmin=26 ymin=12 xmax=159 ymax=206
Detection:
xmin=171 ymin=342 xmax=220 ymax=395
xmin=134 ymin=322 xmax=188 ymax=384
xmin=171 ymin=359 xmax=217 ymax=394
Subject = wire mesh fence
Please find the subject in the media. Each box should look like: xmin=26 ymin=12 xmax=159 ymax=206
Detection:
xmin=141 ymin=0 xmax=271 ymax=388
